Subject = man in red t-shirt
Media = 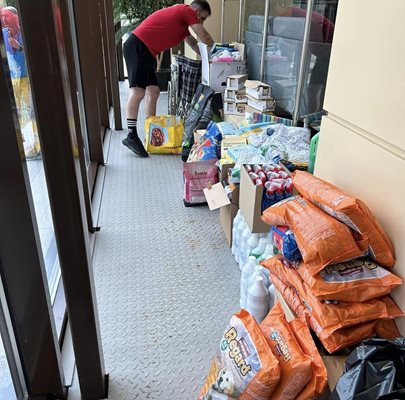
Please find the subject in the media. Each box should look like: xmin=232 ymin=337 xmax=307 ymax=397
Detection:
xmin=122 ymin=0 xmax=214 ymax=157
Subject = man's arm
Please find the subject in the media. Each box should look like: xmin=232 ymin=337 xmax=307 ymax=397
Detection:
xmin=184 ymin=35 xmax=200 ymax=54
xmin=190 ymin=23 xmax=214 ymax=47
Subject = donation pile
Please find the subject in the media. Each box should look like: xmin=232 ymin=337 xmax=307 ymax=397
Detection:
xmin=219 ymin=123 xmax=311 ymax=169
xmin=260 ymin=171 xmax=403 ymax=353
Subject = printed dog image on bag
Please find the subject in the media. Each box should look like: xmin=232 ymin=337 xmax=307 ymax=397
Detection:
xmin=150 ymin=127 xmax=165 ymax=146
xmin=201 ymin=367 xmax=235 ymax=400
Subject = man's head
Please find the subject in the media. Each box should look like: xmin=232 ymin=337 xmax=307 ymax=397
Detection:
xmin=4 ymin=6 xmax=18 ymax=15
xmin=190 ymin=0 xmax=211 ymax=23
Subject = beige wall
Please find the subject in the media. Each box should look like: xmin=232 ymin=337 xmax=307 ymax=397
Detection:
xmin=184 ymin=0 xmax=241 ymax=59
xmin=315 ymin=0 xmax=405 ymax=334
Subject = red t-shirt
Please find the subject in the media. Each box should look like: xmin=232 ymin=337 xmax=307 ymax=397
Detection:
xmin=134 ymin=4 xmax=200 ymax=57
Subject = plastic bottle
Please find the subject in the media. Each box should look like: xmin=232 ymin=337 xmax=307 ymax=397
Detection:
xmin=240 ymin=256 xmax=257 ymax=308
xmin=250 ymin=237 xmax=267 ymax=259
xmin=268 ymin=284 xmax=276 ymax=310
xmin=246 ymin=276 xmax=269 ymax=324
xmin=258 ymin=242 xmax=275 ymax=262
xmin=244 ymin=233 xmax=259 ymax=263
xmin=239 ymin=227 xmax=252 ymax=268
xmin=235 ymin=220 xmax=246 ymax=264
xmin=235 ymin=217 xmax=247 ymax=264
xmin=247 ymin=265 xmax=270 ymax=294
xmin=231 ymin=211 xmax=243 ymax=256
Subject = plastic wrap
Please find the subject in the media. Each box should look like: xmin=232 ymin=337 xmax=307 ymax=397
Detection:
xmin=247 ymin=124 xmax=310 ymax=164
xmin=330 ymin=338 xmax=405 ymax=400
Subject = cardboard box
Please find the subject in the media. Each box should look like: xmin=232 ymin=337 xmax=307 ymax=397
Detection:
xmin=218 ymin=162 xmax=234 ymax=182
xmin=199 ymin=42 xmax=246 ymax=92
xmin=247 ymin=96 xmax=276 ymax=112
xmin=221 ymin=136 xmax=246 ymax=159
xmin=321 ymin=355 xmax=346 ymax=392
xmin=224 ymin=88 xmax=246 ymax=103
xmin=245 ymin=80 xmax=272 ymax=99
xmin=239 ymin=164 xmax=270 ymax=233
xmin=220 ymin=203 xmax=239 ymax=246
xmin=224 ymin=101 xmax=247 ymax=116
xmin=226 ymin=74 xmax=248 ymax=90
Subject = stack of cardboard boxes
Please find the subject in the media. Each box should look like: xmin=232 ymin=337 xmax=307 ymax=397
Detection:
xmin=245 ymin=80 xmax=276 ymax=114
xmin=223 ymin=74 xmax=248 ymax=116
xmin=224 ymin=77 xmax=277 ymax=119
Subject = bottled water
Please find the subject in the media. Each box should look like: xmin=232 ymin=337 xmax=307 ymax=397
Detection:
xmin=239 ymin=226 xmax=252 ymax=268
xmin=244 ymin=233 xmax=259 ymax=264
xmin=258 ymin=242 xmax=275 ymax=262
xmin=250 ymin=237 xmax=267 ymax=259
xmin=247 ymin=265 xmax=270 ymax=292
xmin=231 ymin=211 xmax=243 ymax=256
xmin=268 ymin=284 xmax=276 ymax=310
xmin=240 ymin=256 xmax=257 ymax=308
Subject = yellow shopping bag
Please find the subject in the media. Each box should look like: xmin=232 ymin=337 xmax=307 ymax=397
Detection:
xmin=145 ymin=115 xmax=183 ymax=154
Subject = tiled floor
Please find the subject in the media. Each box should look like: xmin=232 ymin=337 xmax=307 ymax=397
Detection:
xmin=67 ymin=84 xmax=240 ymax=399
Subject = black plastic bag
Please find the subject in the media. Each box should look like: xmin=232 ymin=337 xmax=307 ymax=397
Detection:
xmin=330 ymin=338 xmax=405 ymax=400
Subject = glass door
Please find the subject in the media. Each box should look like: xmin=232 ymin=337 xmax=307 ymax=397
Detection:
xmin=0 ymin=279 xmax=26 ymax=400
xmin=1 ymin=3 xmax=66 ymax=325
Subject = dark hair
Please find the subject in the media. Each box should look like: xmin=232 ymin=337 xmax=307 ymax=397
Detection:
xmin=190 ymin=0 xmax=211 ymax=16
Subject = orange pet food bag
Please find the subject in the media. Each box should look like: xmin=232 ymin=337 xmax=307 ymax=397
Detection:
xmin=297 ymin=259 xmax=402 ymax=302
xmin=263 ymin=256 xmax=403 ymax=336
xmin=262 ymin=256 xmax=403 ymax=353
xmin=261 ymin=196 xmax=368 ymax=275
xmin=289 ymin=318 xmax=327 ymax=400
xmin=260 ymin=303 xmax=312 ymax=400
xmin=269 ymin=270 xmax=400 ymax=353
xmin=198 ymin=309 xmax=280 ymax=400
xmin=293 ymin=171 xmax=395 ymax=267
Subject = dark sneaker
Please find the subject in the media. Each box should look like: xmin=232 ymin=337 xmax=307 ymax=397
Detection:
xmin=122 ymin=136 xmax=149 ymax=157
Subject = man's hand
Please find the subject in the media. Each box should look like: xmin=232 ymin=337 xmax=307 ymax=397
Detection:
xmin=190 ymin=23 xmax=214 ymax=48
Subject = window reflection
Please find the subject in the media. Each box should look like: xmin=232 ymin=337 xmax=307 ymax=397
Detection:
xmin=1 ymin=5 xmax=41 ymax=159
xmin=1 ymin=4 xmax=61 ymax=301
xmin=244 ymin=0 xmax=337 ymax=118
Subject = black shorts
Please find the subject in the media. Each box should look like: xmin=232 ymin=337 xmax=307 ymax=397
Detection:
xmin=123 ymin=34 xmax=158 ymax=89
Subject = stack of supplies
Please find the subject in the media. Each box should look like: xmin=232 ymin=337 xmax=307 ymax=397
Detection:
xmin=224 ymin=74 xmax=248 ymax=116
xmin=262 ymin=255 xmax=402 ymax=354
xmin=260 ymin=172 xmax=403 ymax=353
xmin=245 ymin=80 xmax=276 ymax=113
